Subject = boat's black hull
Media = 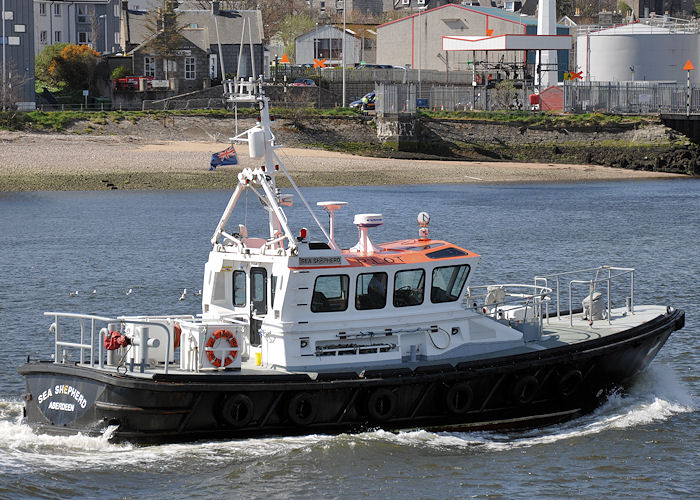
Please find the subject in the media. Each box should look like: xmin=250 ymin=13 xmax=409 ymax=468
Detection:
xmin=18 ymin=308 xmax=684 ymax=444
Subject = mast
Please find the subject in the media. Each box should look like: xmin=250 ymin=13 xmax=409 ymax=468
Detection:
xmin=211 ymin=77 xmax=333 ymax=251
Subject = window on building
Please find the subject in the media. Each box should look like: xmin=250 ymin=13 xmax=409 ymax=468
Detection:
xmin=54 ymin=4 xmax=61 ymax=16
xmin=311 ymin=275 xmax=349 ymax=312
xmin=115 ymin=32 xmax=120 ymax=45
xmin=184 ymin=57 xmax=196 ymax=80
xmin=209 ymin=53 xmax=218 ymax=79
xmin=317 ymin=37 xmax=342 ymax=60
xmin=54 ymin=31 xmax=61 ymax=43
xmin=431 ymin=265 xmax=470 ymax=303
xmin=39 ymin=3 xmax=47 ymax=16
xmin=356 ymin=272 xmax=387 ymax=310
xmin=77 ymin=6 xmax=88 ymax=23
xmin=393 ymin=269 xmax=425 ymax=307
xmin=144 ymin=56 xmax=155 ymax=77
xmin=78 ymin=32 xmax=91 ymax=45
xmin=40 ymin=31 xmax=48 ymax=44
xmin=114 ymin=4 xmax=121 ymax=18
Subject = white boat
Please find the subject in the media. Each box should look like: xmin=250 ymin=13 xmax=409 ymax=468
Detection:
xmin=18 ymin=79 xmax=685 ymax=443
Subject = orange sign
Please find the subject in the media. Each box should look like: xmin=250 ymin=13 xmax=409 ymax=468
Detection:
xmin=683 ymin=59 xmax=694 ymax=71
xmin=572 ymin=71 xmax=583 ymax=80
xmin=279 ymin=53 xmax=290 ymax=64
xmin=313 ymin=58 xmax=326 ymax=68
xmin=486 ymin=29 xmax=494 ymax=36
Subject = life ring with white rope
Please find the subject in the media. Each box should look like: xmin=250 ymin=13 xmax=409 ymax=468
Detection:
xmin=206 ymin=329 xmax=238 ymax=368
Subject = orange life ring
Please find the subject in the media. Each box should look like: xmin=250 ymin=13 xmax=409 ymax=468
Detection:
xmin=206 ymin=329 xmax=238 ymax=367
xmin=174 ymin=323 xmax=182 ymax=349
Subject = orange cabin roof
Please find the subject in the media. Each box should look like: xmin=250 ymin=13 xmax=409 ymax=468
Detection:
xmin=291 ymin=239 xmax=479 ymax=270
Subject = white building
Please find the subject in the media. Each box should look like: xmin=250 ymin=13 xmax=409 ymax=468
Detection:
xmin=33 ymin=0 xmax=123 ymax=55
xmin=295 ymin=25 xmax=360 ymax=66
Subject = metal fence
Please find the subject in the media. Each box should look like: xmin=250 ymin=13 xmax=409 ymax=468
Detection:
xmin=143 ymin=97 xmax=229 ymax=111
xmin=271 ymin=65 xmax=473 ymax=86
xmin=377 ymin=83 xmax=536 ymax=113
xmin=563 ymin=82 xmax=700 ymax=114
xmin=376 ymin=83 xmax=417 ymax=114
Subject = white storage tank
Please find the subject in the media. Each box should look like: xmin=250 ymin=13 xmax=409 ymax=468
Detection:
xmin=576 ymin=23 xmax=700 ymax=84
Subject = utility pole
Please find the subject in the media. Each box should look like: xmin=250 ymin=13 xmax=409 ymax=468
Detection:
xmin=2 ymin=0 xmax=6 ymax=111
xmin=342 ymin=0 xmax=346 ymax=107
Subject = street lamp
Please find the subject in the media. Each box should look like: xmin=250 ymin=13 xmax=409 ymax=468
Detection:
xmin=98 ymin=14 xmax=108 ymax=54
xmin=417 ymin=6 xmax=426 ymax=99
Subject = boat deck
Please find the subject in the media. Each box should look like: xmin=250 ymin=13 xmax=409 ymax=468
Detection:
xmin=540 ymin=304 xmax=666 ymax=347
xmin=55 ymin=305 xmax=668 ymax=381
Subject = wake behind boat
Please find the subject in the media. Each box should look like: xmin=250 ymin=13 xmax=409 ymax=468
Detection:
xmin=18 ymin=79 xmax=685 ymax=443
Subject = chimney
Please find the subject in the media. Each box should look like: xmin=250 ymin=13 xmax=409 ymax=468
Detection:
xmin=212 ymin=1 xmax=220 ymax=16
xmin=120 ymin=0 xmax=129 ymax=53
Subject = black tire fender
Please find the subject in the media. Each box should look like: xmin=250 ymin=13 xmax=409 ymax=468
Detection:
xmin=367 ymin=388 xmax=397 ymax=421
xmin=445 ymin=382 xmax=474 ymax=414
xmin=287 ymin=392 xmax=317 ymax=426
xmin=510 ymin=375 xmax=539 ymax=404
xmin=557 ymin=369 xmax=583 ymax=398
xmin=221 ymin=393 xmax=254 ymax=427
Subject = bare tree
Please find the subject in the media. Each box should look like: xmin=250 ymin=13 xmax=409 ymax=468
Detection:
xmin=1 ymin=61 xmax=32 ymax=111
xmin=189 ymin=0 xmax=313 ymax=40
xmin=143 ymin=1 xmax=186 ymax=80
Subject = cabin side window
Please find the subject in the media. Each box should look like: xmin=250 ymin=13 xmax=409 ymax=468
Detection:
xmin=233 ymin=270 xmax=246 ymax=307
xmin=251 ymin=267 xmax=268 ymax=315
xmin=431 ymin=265 xmax=470 ymax=303
xmin=271 ymin=275 xmax=278 ymax=309
xmin=311 ymin=275 xmax=349 ymax=312
xmin=393 ymin=269 xmax=425 ymax=307
xmin=356 ymin=272 xmax=387 ymax=310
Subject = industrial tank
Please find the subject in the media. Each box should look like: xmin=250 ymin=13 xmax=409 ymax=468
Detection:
xmin=576 ymin=23 xmax=700 ymax=83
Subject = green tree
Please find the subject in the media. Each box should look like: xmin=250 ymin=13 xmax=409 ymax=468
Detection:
xmin=278 ymin=13 xmax=317 ymax=61
xmin=35 ymin=43 xmax=69 ymax=87
xmin=35 ymin=43 xmax=101 ymax=91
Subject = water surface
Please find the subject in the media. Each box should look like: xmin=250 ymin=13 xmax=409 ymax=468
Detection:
xmin=0 ymin=180 xmax=697 ymax=499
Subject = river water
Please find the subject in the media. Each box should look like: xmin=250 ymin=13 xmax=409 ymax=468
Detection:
xmin=0 ymin=179 xmax=697 ymax=499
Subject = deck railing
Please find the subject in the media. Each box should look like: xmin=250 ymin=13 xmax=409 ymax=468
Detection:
xmin=44 ymin=312 xmax=191 ymax=374
xmin=534 ymin=266 xmax=635 ymax=326
xmin=464 ymin=284 xmax=552 ymax=340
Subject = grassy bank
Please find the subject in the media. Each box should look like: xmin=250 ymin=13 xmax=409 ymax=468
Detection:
xmin=1 ymin=108 xmax=658 ymax=133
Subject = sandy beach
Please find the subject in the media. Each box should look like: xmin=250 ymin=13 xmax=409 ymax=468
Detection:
xmin=0 ymin=132 xmax=686 ymax=191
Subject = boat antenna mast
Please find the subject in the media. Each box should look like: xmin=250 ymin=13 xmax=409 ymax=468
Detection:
xmin=210 ymin=78 xmax=333 ymax=251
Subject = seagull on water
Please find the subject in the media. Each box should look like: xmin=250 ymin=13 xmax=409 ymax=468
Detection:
xmin=92 ymin=289 xmax=97 ymax=295
xmin=69 ymin=290 xmax=79 ymax=297
xmin=179 ymin=288 xmax=187 ymax=301
xmin=194 ymin=289 xmax=202 ymax=296
xmin=126 ymin=288 xmax=133 ymax=296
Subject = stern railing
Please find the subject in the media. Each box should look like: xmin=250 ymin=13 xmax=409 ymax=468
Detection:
xmin=44 ymin=312 xmax=189 ymax=374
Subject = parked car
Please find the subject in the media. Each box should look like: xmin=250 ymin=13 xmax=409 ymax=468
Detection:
xmin=350 ymin=91 xmax=376 ymax=110
xmin=289 ymin=78 xmax=316 ymax=86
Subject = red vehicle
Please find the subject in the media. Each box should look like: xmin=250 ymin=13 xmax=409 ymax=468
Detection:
xmin=113 ymin=76 xmax=154 ymax=91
